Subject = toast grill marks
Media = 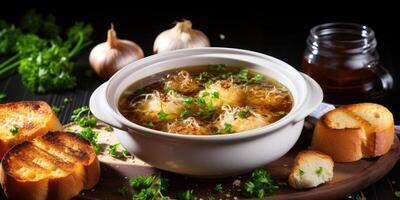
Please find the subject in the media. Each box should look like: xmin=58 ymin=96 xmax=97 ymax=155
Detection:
xmin=2 ymin=131 xmax=96 ymax=182
xmin=0 ymin=101 xmax=63 ymax=159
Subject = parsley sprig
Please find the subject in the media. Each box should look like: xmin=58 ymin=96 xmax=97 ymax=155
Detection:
xmin=242 ymin=168 xmax=278 ymax=198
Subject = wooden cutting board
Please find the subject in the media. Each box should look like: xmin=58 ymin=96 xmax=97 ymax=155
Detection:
xmin=65 ymin=123 xmax=400 ymax=200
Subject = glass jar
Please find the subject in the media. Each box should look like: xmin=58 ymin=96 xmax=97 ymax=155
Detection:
xmin=302 ymin=23 xmax=393 ymax=105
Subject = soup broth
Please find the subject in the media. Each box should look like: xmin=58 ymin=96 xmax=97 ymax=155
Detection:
xmin=118 ymin=64 xmax=292 ymax=135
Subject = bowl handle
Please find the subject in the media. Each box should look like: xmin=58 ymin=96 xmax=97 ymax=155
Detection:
xmin=293 ymin=73 xmax=324 ymax=123
xmin=89 ymin=82 xmax=125 ymax=129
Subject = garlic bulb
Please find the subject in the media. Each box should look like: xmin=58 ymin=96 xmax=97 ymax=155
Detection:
xmin=153 ymin=20 xmax=210 ymax=53
xmin=89 ymin=24 xmax=144 ymax=79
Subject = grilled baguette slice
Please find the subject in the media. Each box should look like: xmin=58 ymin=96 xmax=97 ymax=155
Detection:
xmin=0 ymin=101 xmax=63 ymax=158
xmin=312 ymin=103 xmax=394 ymax=162
xmin=0 ymin=131 xmax=100 ymax=200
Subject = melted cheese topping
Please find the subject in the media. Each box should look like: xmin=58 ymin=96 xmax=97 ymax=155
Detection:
xmin=199 ymin=79 xmax=244 ymax=108
xmin=167 ymin=117 xmax=212 ymax=135
xmin=215 ymin=105 xmax=268 ymax=133
xmin=131 ymin=90 xmax=185 ymax=122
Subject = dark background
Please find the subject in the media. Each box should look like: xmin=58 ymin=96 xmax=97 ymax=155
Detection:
xmin=0 ymin=2 xmax=399 ymax=199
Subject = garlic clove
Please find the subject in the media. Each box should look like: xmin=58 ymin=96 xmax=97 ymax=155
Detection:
xmin=89 ymin=24 xmax=144 ymax=79
xmin=153 ymin=20 xmax=210 ymax=53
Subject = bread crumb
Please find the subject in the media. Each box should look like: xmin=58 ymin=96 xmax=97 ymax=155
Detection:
xmin=232 ymin=179 xmax=241 ymax=187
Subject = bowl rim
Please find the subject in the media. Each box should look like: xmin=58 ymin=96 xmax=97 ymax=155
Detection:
xmin=102 ymin=47 xmax=314 ymax=141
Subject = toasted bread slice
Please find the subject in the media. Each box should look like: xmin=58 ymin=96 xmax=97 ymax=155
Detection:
xmin=288 ymin=150 xmax=334 ymax=189
xmin=0 ymin=101 xmax=63 ymax=158
xmin=0 ymin=131 xmax=100 ymax=200
xmin=312 ymin=103 xmax=394 ymax=162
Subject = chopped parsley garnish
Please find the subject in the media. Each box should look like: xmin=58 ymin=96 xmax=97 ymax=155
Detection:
xmin=163 ymin=85 xmax=172 ymax=92
xmin=315 ymin=166 xmax=323 ymax=176
xmin=208 ymin=64 xmax=227 ymax=71
xmin=355 ymin=193 xmax=366 ymax=200
xmin=224 ymin=123 xmax=233 ymax=133
xmin=207 ymin=100 xmax=214 ymax=111
xmin=249 ymin=73 xmax=264 ymax=83
xmin=78 ymin=127 xmax=101 ymax=154
xmin=63 ymin=97 xmax=72 ymax=103
xmin=276 ymin=111 xmax=288 ymax=116
xmin=203 ymin=80 xmax=212 ymax=88
xmin=201 ymin=91 xmax=210 ymax=97
xmin=298 ymin=169 xmax=305 ymax=176
xmin=183 ymin=96 xmax=193 ymax=105
xmin=197 ymin=108 xmax=212 ymax=119
xmin=195 ymin=97 xmax=206 ymax=106
xmin=180 ymin=110 xmax=192 ymax=119
xmin=0 ymin=92 xmax=7 ymax=100
xmin=242 ymin=168 xmax=278 ymax=198
xmin=51 ymin=106 xmax=61 ymax=113
xmin=9 ymin=125 xmax=19 ymax=135
xmin=107 ymin=143 xmax=128 ymax=158
xmin=158 ymin=109 xmax=168 ymax=121
xmin=129 ymin=175 xmax=170 ymax=200
xmin=238 ymin=111 xmax=247 ymax=118
xmin=211 ymin=91 xmax=219 ymax=98
xmin=108 ymin=143 xmax=119 ymax=157
xmin=214 ymin=184 xmax=223 ymax=193
xmin=105 ymin=125 xmax=114 ymax=132
xmin=71 ymin=106 xmax=97 ymax=127
xmin=196 ymin=72 xmax=209 ymax=81
xmin=121 ymin=149 xmax=129 ymax=158
xmin=178 ymin=190 xmax=198 ymax=200
xmin=145 ymin=121 xmax=155 ymax=128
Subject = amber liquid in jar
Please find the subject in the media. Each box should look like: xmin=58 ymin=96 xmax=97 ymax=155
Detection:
xmin=302 ymin=23 xmax=393 ymax=105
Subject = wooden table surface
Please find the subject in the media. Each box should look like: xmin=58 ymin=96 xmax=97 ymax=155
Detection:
xmin=1 ymin=5 xmax=400 ymax=199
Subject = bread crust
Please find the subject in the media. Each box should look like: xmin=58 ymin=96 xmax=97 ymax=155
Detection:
xmin=0 ymin=101 xmax=63 ymax=158
xmin=0 ymin=131 xmax=100 ymax=200
xmin=312 ymin=103 xmax=394 ymax=162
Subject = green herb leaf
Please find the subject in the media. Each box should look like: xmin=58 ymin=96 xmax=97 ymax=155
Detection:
xmin=183 ymin=96 xmax=193 ymax=105
xmin=195 ymin=97 xmax=206 ymax=106
xmin=63 ymin=97 xmax=72 ymax=103
xmin=315 ymin=166 xmax=323 ymax=176
xmin=211 ymin=91 xmax=219 ymax=99
xmin=71 ymin=106 xmax=97 ymax=127
xmin=202 ymin=91 xmax=210 ymax=97
xmin=108 ymin=143 xmax=119 ymax=157
xmin=78 ymin=127 xmax=101 ymax=154
xmin=196 ymin=72 xmax=209 ymax=81
xmin=224 ymin=123 xmax=233 ymax=133
xmin=145 ymin=122 xmax=155 ymax=128
xmin=51 ymin=106 xmax=61 ymax=113
xmin=238 ymin=111 xmax=247 ymax=118
xmin=178 ymin=190 xmax=198 ymax=200
xmin=242 ymin=168 xmax=278 ymax=198
xmin=197 ymin=108 xmax=211 ymax=120
xmin=105 ymin=125 xmax=114 ymax=132
xmin=395 ymin=191 xmax=400 ymax=198
xmin=0 ymin=92 xmax=7 ymax=100
xmin=203 ymin=80 xmax=212 ymax=88
xmin=214 ymin=184 xmax=223 ymax=193
xmin=9 ymin=125 xmax=19 ymax=135
xmin=355 ymin=193 xmax=366 ymax=200
xmin=158 ymin=109 xmax=168 ymax=121
xmin=298 ymin=169 xmax=304 ymax=176
xmin=276 ymin=111 xmax=288 ymax=116
xmin=180 ymin=110 xmax=192 ymax=119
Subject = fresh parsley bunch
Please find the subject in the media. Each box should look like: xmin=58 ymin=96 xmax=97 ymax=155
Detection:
xmin=0 ymin=10 xmax=93 ymax=93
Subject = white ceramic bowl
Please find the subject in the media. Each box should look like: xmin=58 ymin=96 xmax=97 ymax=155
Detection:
xmin=89 ymin=47 xmax=323 ymax=177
